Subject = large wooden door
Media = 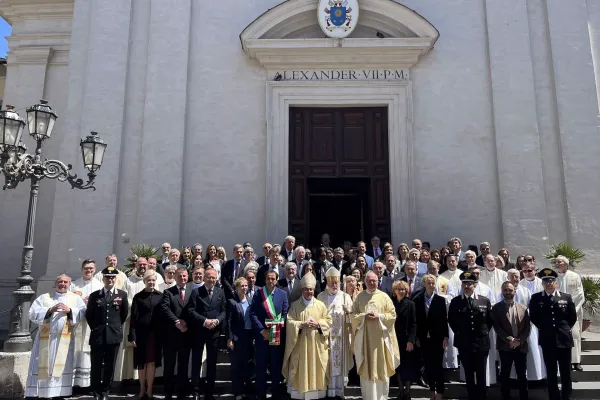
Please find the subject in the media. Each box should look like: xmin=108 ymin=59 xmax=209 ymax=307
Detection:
xmin=289 ymin=107 xmax=390 ymax=246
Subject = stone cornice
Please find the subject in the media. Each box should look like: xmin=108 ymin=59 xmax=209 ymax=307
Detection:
xmin=0 ymin=0 xmax=74 ymax=25
xmin=11 ymin=46 xmax=53 ymax=65
xmin=240 ymin=0 xmax=438 ymax=70
xmin=244 ymin=37 xmax=436 ymax=70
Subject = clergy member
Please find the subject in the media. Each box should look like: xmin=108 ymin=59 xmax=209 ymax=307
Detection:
xmin=26 ymin=274 xmax=86 ymax=398
xmin=555 ymin=255 xmax=585 ymax=371
xmin=283 ymin=272 xmax=332 ymax=399
xmin=93 ymin=253 xmax=127 ymax=289
xmin=480 ymin=254 xmax=508 ymax=295
xmin=317 ymin=267 xmax=354 ymax=398
xmin=71 ymin=259 xmax=103 ymax=388
xmin=350 ymin=270 xmax=400 ymax=399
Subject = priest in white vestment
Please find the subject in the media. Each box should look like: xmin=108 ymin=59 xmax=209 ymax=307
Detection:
xmin=440 ymin=254 xmax=462 ymax=369
xmin=317 ymin=267 xmax=354 ymax=398
xmin=93 ymin=254 xmax=127 ymax=289
xmin=480 ymin=254 xmax=508 ymax=295
xmin=555 ymin=255 xmax=585 ymax=371
xmin=71 ymin=259 xmax=104 ymax=388
xmin=458 ymin=266 xmax=497 ymax=385
xmin=351 ymin=271 xmax=400 ymax=400
xmin=519 ymin=263 xmax=546 ymax=380
xmin=26 ymin=274 xmax=86 ymax=398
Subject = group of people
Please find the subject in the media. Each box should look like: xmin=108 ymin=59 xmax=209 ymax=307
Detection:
xmin=23 ymin=234 xmax=585 ymax=400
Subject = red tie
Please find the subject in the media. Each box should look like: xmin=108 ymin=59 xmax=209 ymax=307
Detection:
xmin=408 ymin=279 xmax=412 ymax=296
xmin=180 ymin=288 xmax=184 ymax=301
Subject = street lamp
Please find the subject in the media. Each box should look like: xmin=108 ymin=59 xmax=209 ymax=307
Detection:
xmin=0 ymin=100 xmax=107 ymax=352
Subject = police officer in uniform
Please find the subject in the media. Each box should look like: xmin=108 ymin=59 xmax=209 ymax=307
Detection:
xmin=530 ymin=268 xmax=577 ymax=400
xmin=448 ymin=271 xmax=493 ymax=400
xmin=85 ymin=266 xmax=129 ymax=400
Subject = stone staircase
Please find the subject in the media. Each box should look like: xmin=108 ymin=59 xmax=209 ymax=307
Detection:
xmin=72 ymin=331 xmax=600 ymax=399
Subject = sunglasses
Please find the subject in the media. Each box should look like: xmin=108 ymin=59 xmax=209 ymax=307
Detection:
xmin=525 ymin=258 xmax=534 ymax=262
xmin=522 ymin=269 xmax=534 ymax=273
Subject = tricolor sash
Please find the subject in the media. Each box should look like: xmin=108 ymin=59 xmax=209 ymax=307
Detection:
xmin=260 ymin=287 xmax=284 ymax=346
xmin=38 ymin=293 xmax=76 ymax=379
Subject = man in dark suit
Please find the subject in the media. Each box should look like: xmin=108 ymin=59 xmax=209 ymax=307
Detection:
xmin=292 ymin=246 xmax=310 ymax=276
xmin=161 ymin=267 xmax=193 ymax=400
xmin=250 ymin=270 xmax=289 ymax=400
xmin=492 ymin=281 xmax=531 ymax=400
xmin=401 ymin=261 xmax=423 ymax=298
xmin=281 ymin=235 xmax=296 ymax=262
xmin=186 ymin=268 xmax=226 ymax=400
xmin=413 ymin=274 xmax=449 ymax=399
xmin=257 ymin=247 xmax=284 ymax=287
xmin=332 ymin=247 xmax=347 ymax=273
xmin=448 ymin=271 xmax=493 ymax=400
xmin=244 ymin=268 xmax=261 ymax=303
xmin=221 ymin=244 xmax=245 ymax=298
xmin=278 ymin=262 xmax=302 ymax=303
xmin=85 ymin=267 xmax=129 ymax=400
xmin=255 ymin=242 xmax=272 ymax=267
xmin=530 ymin=268 xmax=577 ymax=400
xmin=475 ymin=242 xmax=491 ymax=267
xmin=366 ymin=235 xmax=383 ymax=259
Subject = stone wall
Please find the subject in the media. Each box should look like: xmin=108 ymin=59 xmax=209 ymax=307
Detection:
xmin=0 ymin=0 xmax=598 ymax=312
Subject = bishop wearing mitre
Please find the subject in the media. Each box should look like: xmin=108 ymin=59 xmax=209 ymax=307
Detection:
xmin=351 ymin=270 xmax=400 ymax=400
xmin=317 ymin=267 xmax=354 ymax=398
xmin=26 ymin=274 xmax=86 ymax=398
xmin=283 ymin=272 xmax=332 ymax=399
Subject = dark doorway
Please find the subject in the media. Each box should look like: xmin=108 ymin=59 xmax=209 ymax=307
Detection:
xmin=289 ymin=107 xmax=391 ymax=246
xmin=308 ymin=178 xmax=370 ymax=248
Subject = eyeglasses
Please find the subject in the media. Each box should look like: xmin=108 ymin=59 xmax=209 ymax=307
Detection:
xmin=525 ymin=258 xmax=534 ymax=262
xmin=523 ymin=269 xmax=534 ymax=273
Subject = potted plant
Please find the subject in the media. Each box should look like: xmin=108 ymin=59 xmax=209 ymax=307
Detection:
xmin=544 ymin=242 xmax=586 ymax=269
xmin=123 ymin=243 xmax=160 ymax=276
xmin=581 ymin=277 xmax=600 ymax=331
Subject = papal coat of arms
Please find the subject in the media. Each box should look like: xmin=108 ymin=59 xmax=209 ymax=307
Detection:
xmin=318 ymin=0 xmax=360 ymax=39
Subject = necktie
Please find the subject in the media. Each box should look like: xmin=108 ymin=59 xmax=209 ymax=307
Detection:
xmin=376 ymin=248 xmax=380 ymax=257
xmin=379 ymin=278 xmax=382 ymax=288
xmin=105 ymin=289 xmax=111 ymax=299
xmin=468 ymin=296 xmax=474 ymax=308
xmin=408 ymin=279 xmax=412 ymax=296
xmin=289 ymin=280 xmax=293 ymax=290
xmin=208 ymin=288 xmax=213 ymax=300
xmin=180 ymin=287 xmax=184 ymax=302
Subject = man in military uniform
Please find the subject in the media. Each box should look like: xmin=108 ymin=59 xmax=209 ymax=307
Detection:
xmin=448 ymin=271 xmax=493 ymax=400
xmin=85 ymin=266 xmax=129 ymax=400
xmin=530 ymin=268 xmax=577 ymax=400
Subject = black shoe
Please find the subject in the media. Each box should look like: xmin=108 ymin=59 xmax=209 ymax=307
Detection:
xmin=417 ymin=378 xmax=427 ymax=388
xmin=573 ymin=363 xmax=584 ymax=371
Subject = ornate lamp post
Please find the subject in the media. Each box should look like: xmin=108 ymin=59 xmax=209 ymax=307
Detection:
xmin=0 ymin=100 xmax=107 ymax=352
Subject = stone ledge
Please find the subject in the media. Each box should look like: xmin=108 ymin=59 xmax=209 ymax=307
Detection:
xmin=0 ymin=351 xmax=30 ymax=399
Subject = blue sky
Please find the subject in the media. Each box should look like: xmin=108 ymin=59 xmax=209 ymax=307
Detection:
xmin=0 ymin=18 xmax=11 ymax=58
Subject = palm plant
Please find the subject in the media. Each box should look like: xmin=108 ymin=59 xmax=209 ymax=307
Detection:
xmin=544 ymin=242 xmax=585 ymax=270
xmin=582 ymin=277 xmax=600 ymax=318
xmin=123 ymin=243 xmax=160 ymax=276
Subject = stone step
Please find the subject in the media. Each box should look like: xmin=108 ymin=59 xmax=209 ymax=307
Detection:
xmin=100 ymin=380 xmax=600 ymax=399
xmin=582 ymin=338 xmax=600 ymax=351
xmin=581 ymin=349 xmax=600 ymax=365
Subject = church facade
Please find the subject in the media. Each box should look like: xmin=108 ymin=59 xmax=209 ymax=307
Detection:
xmin=0 ymin=0 xmax=599 ymax=318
